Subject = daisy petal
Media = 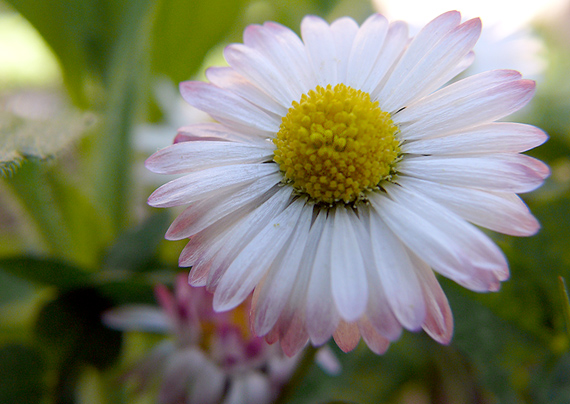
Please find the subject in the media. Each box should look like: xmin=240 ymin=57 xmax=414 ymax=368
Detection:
xmin=330 ymin=17 xmax=359 ymax=83
xmin=175 ymin=123 xmax=269 ymax=144
xmin=366 ymin=21 xmax=409 ymax=96
xmin=206 ymin=67 xmax=287 ymax=116
xmin=408 ymin=250 xmax=453 ymax=344
xmin=301 ymin=15 xmax=338 ymax=85
xmin=358 ymin=317 xmax=391 ymax=354
xmin=243 ymin=22 xmax=315 ymax=94
xmin=331 ymin=208 xmax=369 ymax=322
xmin=180 ymin=81 xmax=279 ymax=133
xmin=224 ymin=44 xmax=298 ymax=107
xmin=333 ymin=320 xmax=361 ymax=353
xmin=377 ymin=10 xmax=461 ymax=109
xmin=378 ymin=185 xmax=509 ymax=291
xmin=345 ymin=14 xmax=389 ymax=89
xmin=368 ymin=208 xmax=426 ymax=331
xmin=148 ymin=163 xmax=278 ymax=208
xmin=381 ymin=18 xmax=482 ymax=110
xmin=165 ymin=172 xmax=281 ymax=240
xmin=103 ymin=306 xmax=170 ymax=333
xmin=204 ymin=186 xmax=293 ymax=289
xmin=399 ymin=154 xmax=549 ymax=193
xmin=353 ymin=207 xmax=403 ymax=340
xmin=400 ymin=177 xmax=541 ymax=236
xmin=402 ymin=122 xmax=548 ymax=155
xmin=397 ymin=71 xmax=535 ymax=139
xmin=252 ymin=203 xmax=313 ymax=336
xmin=306 ymin=210 xmax=340 ymax=345
xmin=213 ymin=199 xmax=306 ymax=312
xmin=146 ymin=141 xmax=274 ymax=175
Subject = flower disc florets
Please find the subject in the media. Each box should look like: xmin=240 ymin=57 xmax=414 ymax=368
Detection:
xmin=273 ymin=83 xmax=401 ymax=204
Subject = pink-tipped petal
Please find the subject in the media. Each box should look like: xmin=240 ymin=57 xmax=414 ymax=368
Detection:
xmin=333 ymin=320 xmax=361 ymax=353
xmin=358 ymin=317 xmax=391 ymax=354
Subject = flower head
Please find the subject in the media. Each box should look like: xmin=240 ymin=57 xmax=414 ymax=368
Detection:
xmin=146 ymin=11 xmax=549 ymax=356
xmin=104 ymin=274 xmax=299 ymax=404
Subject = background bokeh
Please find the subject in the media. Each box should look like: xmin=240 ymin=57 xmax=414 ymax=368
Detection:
xmin=1 ymin=0 xmax=570 ymax=403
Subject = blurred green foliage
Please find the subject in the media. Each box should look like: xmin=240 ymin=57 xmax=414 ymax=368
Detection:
xmin=0 ymin=0 xmax=569 ymax=403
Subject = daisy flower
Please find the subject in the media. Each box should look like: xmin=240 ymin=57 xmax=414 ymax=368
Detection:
xmin=104 ymin=274 xmax=300 ymax=404
xmin=146 ymin=11 xmax=549 ymax=356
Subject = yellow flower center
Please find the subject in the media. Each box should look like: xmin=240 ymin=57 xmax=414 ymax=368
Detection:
xmin=273 ymin=84 xmax=401 ymax=204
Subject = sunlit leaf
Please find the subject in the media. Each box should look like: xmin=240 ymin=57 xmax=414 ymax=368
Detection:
xmin=0 ymin=89 xmax=95 ymax=177
xmin=150 ymin=0 xmax=248 ymax=83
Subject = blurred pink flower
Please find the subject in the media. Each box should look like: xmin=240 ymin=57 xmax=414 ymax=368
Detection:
xmin=104 ymin=274 xmax=301 ymax=404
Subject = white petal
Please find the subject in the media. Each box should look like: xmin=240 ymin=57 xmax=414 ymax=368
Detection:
xmin=206 ymin=67 xmax=287 ymax=116
xmin=367 ymin=21 xmax=409 ymax=96
xmin=301 ymin=16 xmax=338 ymax=86
xmin=398 ymin=154 xmax=549 ymax=193
xmin=213 ymin=199 xmax=306 ymax=311
xmin=408 ymin=250 xmax=453 ymax=345
xmin=381 ymin=18 xmax=481 ymax=111
xmin=159 ymin=348 xmax=207 ymax=404
xmin=305 ymin=210 xmax=340 ymax=345
xmin=180 ymin=81 xmax=280 ymax=134
xmin=224 ymin=373 xmax=273 ymax=404
xmin=345 ymin=14 xmax=388 ymax=89
xmin=352 ymin=207 xmax=403 ymax=340
xmin=399 ymin=176 xmax=541 ymax=236
xmin=102 ymin=306 xmax=170 ymax=333
xmin=402 ymin=122 xmax=548 ymax=155
xmin=243 ymin=22 xmax=315 ymax=95
xmin=253 ymin=203 xmax=313 ymax=335
xmin=148 ymin=163 xmax=279 ymax=208
xmin=376 ymin=10 xmax=461 ymax=110
xmin=331 ymin=208 xmax=368 ymax=322
xmin=166 ymin=172 xmax=281 ymax=240
xmin=330 ymin=17 xmax=359 ymax=83
xmin=146 ymin=141 xmax=274 ymax=175
xmin=368 ymin=207 xmax=426 ymax=331
xmin=396 ymin=71 xmax=535 ymax=139
xmin=358 ymin=317 xmax=391 ymax=354
xmin=189 ymin=359 xmax=225 ymax=404
xmin=180 ymin=188 xmax=269 ymax=271
xmin=176 ymin=123 xmax=270 ymax=144
xmin=374 ymin=185 xmax=508 ymax=291
xmin=202 ymin=187 xmax=293 ymax=291
xmin=224 ymin=44 xmax=298 ymax=107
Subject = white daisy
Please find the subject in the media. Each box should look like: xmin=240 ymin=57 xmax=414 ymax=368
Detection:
xmin=146 ymin=11 xmax=549 ymax=356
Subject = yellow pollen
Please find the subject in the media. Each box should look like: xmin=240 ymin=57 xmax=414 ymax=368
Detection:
xmin=273 ymin=84 xmax=400 ymax=204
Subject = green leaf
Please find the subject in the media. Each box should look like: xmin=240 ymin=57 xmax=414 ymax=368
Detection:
xmin=0 ymin=344 xmax=45 ymax=404
xmin=102 ymin=210 xmax=170 ymax=271
xmin=442 ymin=279 xmax=551 ymax=402
xmin=90 ymin=0 xmax=158 ymax=233
xmin=0 ymin=269 xmax=34 ymax=304
xmin=35 ymin=288 xmax=122 ymax=370
xmin=0 ymin=256 xmax=91 ymax=289
xmin=150 ymin=0 xmax=247 ymax=82
xmin=559 ymin=277 xmax=570 ymax=339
